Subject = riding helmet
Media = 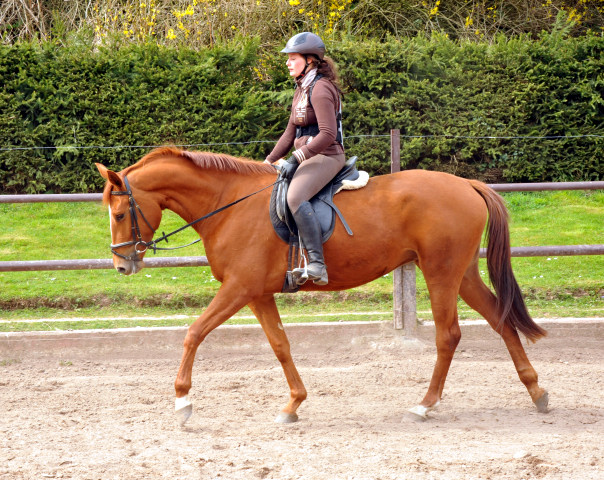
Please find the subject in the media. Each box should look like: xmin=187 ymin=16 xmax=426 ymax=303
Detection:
xmin=281 ymin=32 xmax=325 ymax=60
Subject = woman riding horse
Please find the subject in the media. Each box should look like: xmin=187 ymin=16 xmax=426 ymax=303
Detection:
xmin=264 ymin=32 xmax=345 ymax=286
xmin=97 ymin=148 xmax=549 ymax=425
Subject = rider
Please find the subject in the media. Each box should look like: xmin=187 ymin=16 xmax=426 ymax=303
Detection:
xmin=265 ymin=32 xmax=345 ymax=286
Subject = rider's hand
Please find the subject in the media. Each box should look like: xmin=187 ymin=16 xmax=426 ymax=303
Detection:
xmin=279 ymin=155 xmax=299 ymax=181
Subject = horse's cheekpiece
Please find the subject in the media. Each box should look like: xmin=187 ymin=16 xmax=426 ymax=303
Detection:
xmin=109 ymin=176 xmax=156 ymax=261
xmin=269 ymin=156 xmax=369 ymax=292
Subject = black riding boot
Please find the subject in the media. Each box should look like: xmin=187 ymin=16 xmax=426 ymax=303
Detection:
xmin=292 ymin=201 xmax=328 ymax=285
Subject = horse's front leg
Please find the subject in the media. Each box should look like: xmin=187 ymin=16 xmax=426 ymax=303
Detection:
xmin=248 ymin=294 xmax=307 ymax=423
xmin=174 ymin=283 xmax=252 ymax=425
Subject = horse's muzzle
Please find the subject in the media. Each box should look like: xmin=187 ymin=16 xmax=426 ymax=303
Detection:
xmin=114 ymin=257 xmax=145 ymax=276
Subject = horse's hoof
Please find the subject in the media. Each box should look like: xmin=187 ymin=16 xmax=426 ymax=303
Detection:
xmin=407 ymin=405 xmax=429 ymax=422
xmin=534 ymin=391 xmax=549 ymax=413
xmin=275 ymin=412 xmax=299 ymax=424
xmin=175 ymin=396 xmax=193 ymax=426
xmin=407 ymin=401 xmax=439 ymax=422
xmin=177 ymin=404 xmax=193 ymax=426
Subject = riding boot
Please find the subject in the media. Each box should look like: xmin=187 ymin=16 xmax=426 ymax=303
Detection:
xmin=292 ymin=201 xmax=328 ymax=285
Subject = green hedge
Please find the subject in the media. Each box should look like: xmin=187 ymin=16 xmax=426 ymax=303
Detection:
xmin=0 ymin=32 xmax=602 ymax=193
xmin=0 ymin=38 xmax=291 ymax=193
xmin=336 ymin=32 xmax=603 ymax=180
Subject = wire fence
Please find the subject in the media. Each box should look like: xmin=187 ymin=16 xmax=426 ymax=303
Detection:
xmin=1 ymin=130 xmax=602 ymax=332
xmin=1 ymin=133 xmax=602 ymax=152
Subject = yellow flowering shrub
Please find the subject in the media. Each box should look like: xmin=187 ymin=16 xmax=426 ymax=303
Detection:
xmin=0 ymin=0 xmax=602 ymax=45
xmin=87 ymin=0 xmax=356 ymax=46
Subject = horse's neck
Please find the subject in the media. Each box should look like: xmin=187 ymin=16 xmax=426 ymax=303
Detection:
xmin=133 ymin=161 xmax=266 ymax=230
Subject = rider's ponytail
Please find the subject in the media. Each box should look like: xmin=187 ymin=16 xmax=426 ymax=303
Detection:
xmin=309 ymin=56 xmax=342 ymax=94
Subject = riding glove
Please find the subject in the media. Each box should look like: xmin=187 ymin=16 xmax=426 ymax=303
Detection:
xmin=279 ymin=155 xmax=299 ymax=182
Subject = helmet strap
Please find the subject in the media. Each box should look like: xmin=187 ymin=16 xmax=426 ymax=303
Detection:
xmin=295 ymin=57 xmax=312 ymax=81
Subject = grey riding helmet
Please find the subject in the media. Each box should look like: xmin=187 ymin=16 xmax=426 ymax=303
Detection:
xmin=281 ymin=32 xmax=325 ymax=60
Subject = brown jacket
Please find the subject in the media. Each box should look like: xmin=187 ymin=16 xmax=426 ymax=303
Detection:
xmin=266 ymin=77 xmax=344 ymax=163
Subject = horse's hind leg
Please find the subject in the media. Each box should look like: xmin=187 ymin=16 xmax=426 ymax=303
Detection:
xmin=459 ymin=260 xmax=548 ymax=412
xmin=409 ymin=281 xmax=462 ymax=421
xmin=248 ymin=294 xmax=307 ymax=423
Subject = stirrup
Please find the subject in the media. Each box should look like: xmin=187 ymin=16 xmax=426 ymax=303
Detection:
xmin=291 ymin=236 xmax=328 ymax=286
xmin=292 ymin=265 xmax=327 ymax=286
xmin=292 ymin=262 xmax=328 ymax=286
xmin=292 ymin=254 xmax=309 ymax=286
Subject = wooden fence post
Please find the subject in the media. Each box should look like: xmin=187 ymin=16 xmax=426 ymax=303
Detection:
xmin=390 ymin=129 xmax=418 ymax=334
xmin=390 ymin=129 xmax=404 ymax=330
xmin=402 ymin=263 xmax=417 ymax=335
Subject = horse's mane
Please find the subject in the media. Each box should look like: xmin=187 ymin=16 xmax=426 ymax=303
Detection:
xmin=102 ymin=147 xmax=276 ymax=204
xmin=126 ymin=147 xmax=277 ymax=176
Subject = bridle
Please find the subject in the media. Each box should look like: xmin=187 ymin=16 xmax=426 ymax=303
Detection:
xmin=109 ymin=174 xmax=282 ymax=262
xmin=110 ymin=175 xmax=162 ymax=261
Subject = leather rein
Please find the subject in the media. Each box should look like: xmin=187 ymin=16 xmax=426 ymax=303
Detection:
xmin=109 ymin=175 xmax=281 ymax=261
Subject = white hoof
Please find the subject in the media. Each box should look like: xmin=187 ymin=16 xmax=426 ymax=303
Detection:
xmin=275 ymin=412 xmax=299 ymax=424
xmin=534 ymin=391 xmax=549 ymax=413
xmin=407 ymin=401 xmax=440 ymax=422
xmin=175 ymin=396 xmax=193 ymax=426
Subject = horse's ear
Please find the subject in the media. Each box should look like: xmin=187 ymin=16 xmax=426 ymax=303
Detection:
xmin=96 ymin=163 xmax=109 ymax=180
xmin=96 ymin=163 xmax=125 ymax=190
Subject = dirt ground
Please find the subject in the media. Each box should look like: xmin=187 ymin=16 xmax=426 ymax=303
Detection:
xmin=0 ymin=320 xmax=602 ymax=480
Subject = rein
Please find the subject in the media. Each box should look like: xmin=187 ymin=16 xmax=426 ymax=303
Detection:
xmin=110 ymin=174 xmax=282 ymax=261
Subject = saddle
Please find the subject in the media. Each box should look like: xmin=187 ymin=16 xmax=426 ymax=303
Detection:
xmin=269 ymin=156 xmax=369 ymax=292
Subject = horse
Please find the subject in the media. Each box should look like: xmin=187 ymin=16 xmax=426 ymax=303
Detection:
xmin=96 ymin=146 xmax=549 ymax=425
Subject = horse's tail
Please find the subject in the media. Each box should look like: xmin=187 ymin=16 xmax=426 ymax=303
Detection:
xmin=469 ymin=180 xmax=547 ymax=342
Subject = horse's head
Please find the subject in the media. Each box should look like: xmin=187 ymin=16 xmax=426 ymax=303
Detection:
xmin=96 ymin=163 xmax=162 ymax=276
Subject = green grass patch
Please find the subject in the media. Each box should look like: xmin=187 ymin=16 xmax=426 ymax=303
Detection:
xmin=0 ymin=190 xmax=602 ymax=330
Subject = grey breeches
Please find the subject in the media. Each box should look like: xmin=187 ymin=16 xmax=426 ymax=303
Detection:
xmin=287 ymin=154 xmax=346 ymax=213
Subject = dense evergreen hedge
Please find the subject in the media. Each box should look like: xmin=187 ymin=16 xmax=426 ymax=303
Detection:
xmin=0 ymin=32 xmax=602 ymax=193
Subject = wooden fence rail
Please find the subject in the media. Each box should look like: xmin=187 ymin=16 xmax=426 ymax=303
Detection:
xmin=1 ymin=132 xmax=602 ymax=332
xmin=1 ymin=245 xmax=602 ymax=274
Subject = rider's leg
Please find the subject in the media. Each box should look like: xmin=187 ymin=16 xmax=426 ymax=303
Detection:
xmin=292 ymin=201 xmax=328 ymax=284
xmin=287 ymin=154 xmax=345 ymax=285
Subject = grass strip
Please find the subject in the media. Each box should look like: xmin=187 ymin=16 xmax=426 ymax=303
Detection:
xmin=0 ymin=190 xmax=602 ymax=330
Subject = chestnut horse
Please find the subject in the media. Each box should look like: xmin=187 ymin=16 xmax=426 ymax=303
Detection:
xmin=96 ymin=147 xmax=548 ymax=425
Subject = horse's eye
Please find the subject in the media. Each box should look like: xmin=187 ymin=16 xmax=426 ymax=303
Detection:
xmin=115 ymin=213 xmax=126 ymax=221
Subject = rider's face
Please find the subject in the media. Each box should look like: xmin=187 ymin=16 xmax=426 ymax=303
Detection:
xmin=286 ymin=53 xmax=307 ymax=78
